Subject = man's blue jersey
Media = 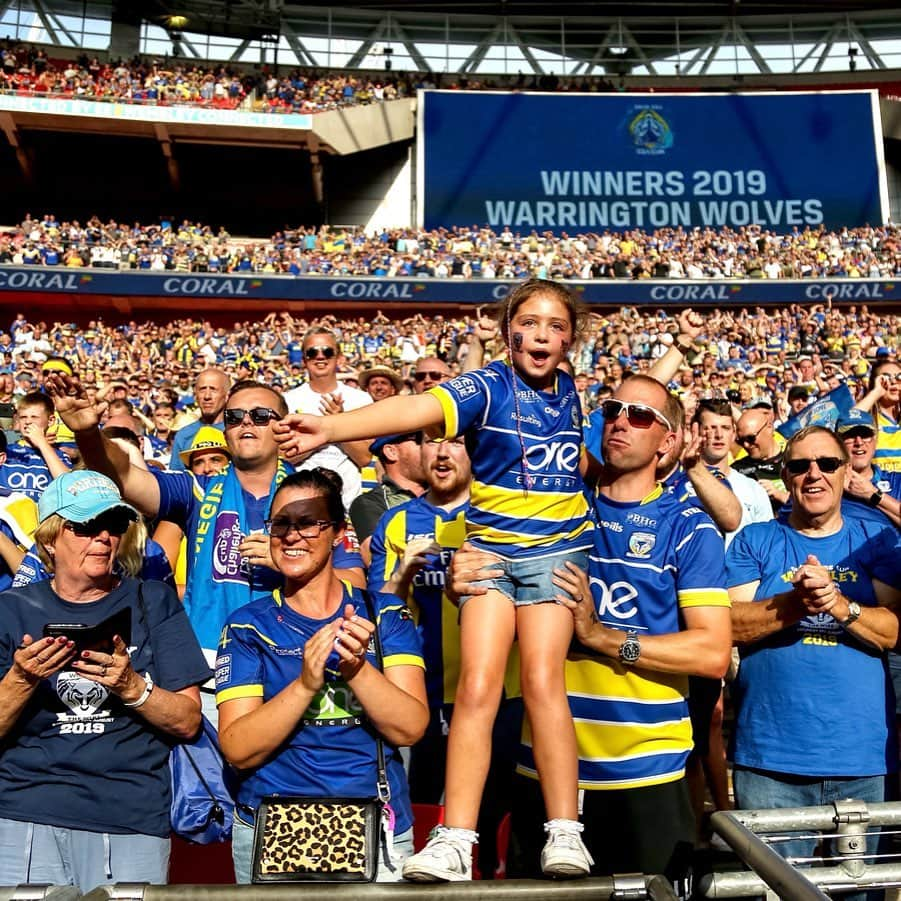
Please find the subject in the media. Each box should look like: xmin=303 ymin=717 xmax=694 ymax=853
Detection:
xmin=0 ymin=441 xmax=69 ymax=502
xmin=429 ymin=361 xmax=592 ymax=559
xmin=368 ymin=496 xmax=520 ymax=713
xmin=215 ymin=585 xmax=424 ymax=833
xmin=518 ymin=488 xmax=730 ymax=791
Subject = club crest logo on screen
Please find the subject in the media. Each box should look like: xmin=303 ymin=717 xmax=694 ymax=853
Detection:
xmin=627 ymin=106 xmax=673 ymax=156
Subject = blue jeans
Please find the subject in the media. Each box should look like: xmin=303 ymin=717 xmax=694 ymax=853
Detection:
xmin=0 ymin=817 xmax=169 ymax=891
xmin=733 ymin=766 xmax=886 ymax=900
xmin=232 ymin=814 xmax=414 ymax=884
xmin=463 ymin=548 xmax=589 ymax=608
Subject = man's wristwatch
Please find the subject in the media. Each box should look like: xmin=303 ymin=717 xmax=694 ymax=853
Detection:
xmin=868 ymin=489 xmax=884 ymax=508
xmin=838 ymin=601 xmax=862 ymax=628
xmin=674 ymin=337 xmax=694 ymax=356
xmin=618 ymin=631 xmax=641 ymax=665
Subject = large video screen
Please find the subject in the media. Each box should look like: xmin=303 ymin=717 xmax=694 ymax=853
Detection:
xmin=418 ymin=90 xmax=887 ymax=233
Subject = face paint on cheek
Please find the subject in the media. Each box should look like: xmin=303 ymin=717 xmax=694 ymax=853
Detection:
xmin=512 ymin=333 xmax=523 ymax=352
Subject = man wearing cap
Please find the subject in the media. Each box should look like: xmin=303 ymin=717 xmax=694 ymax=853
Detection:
xmin=836 ymin=409 xmax=901 ymax=528
xmin=359 ymin=365 xmax=404 ymax=402
xmin=178 ymin=426 xmax=232 ymax=477
xmin=349 ymin=433 xmax=426 ymax=563
xmin=282 ymin=327 xmax=373 ymax=510
xmin=39 ymin=356 xmax=74 ymax=382
xmin=169 ymin=368 xmax=230 ymax=472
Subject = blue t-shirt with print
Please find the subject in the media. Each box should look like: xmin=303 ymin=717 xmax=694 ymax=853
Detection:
xmin=0 ymin=578 xmax=210 ymax=836
xmin=726 ymin=518 xmax=900 ymax=777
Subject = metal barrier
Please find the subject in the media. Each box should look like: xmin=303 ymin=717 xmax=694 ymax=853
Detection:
xmin=702 ymin=799 xmax=901 ymax=898
xmin=81 ymin=876 xmax=678 ymax=901
xmin=0 ymin=888 xmax=81 ymax=901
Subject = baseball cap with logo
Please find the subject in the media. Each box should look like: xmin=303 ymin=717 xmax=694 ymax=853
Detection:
xmin=38 ymin=470 xmax=139 ymax=524
xmin=835 ymin=409 xmax=876 ymax=435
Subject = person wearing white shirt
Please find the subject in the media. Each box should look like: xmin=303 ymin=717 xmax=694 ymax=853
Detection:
xmin=282 ymin=327 xmax=373 ymax=510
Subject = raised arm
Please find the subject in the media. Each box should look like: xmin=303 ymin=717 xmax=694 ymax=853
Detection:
xmin=44 ymin=374 xmax=162 ymax=518
xmin=274 ymin=393 xmax=445 ymax=464
xmin=681 ymin=424 xmax=742 ymax=533
xmin=649 ymin=308 xmax=704 ymax=385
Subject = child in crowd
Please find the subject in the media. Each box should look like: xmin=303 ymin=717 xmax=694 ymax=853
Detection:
xmin=274 ymin=278 xmax=594 ymax=881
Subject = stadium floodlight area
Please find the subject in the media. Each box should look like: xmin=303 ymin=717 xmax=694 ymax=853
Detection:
xmin=3 ymin=2 xmax=901 ymax=80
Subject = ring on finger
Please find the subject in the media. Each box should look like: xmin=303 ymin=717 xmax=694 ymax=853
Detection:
xmin=101 ymin=664 xmax=108 ymax=676
xmin=354 ymin=648 xmax=366 ymax=658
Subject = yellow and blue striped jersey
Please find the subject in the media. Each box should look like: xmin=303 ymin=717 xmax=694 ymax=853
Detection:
xmin=368 ymin=496 xmax=520 ymax=713
xmin=875 ymin=409 xmax=901 ymax=472
xmin=518 ymin=488 xmax=730 ymax=791
xmin=429 ymin=361 xmax=592 ymax=559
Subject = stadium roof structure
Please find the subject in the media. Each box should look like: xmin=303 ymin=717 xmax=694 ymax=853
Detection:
xmin=14 ymin=0 xmax=901 ymax=75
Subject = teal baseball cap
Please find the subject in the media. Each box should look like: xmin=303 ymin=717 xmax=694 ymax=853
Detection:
xmin=38 ymin=470 xmax=139 ymax=525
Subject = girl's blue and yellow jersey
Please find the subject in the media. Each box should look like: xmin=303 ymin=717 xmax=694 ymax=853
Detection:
xmin=429 ymin=361 xmax=593 ymax=559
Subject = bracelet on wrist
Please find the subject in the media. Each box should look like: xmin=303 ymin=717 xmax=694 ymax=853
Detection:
xmin=122 ymin=672 xmax=154 ymax=709
xmin=675 ymin=337 xmax=694 ymax=355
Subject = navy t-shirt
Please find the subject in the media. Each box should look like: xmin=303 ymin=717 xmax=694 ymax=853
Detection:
xmin=0 ymin=578 xmax=211 ymax=836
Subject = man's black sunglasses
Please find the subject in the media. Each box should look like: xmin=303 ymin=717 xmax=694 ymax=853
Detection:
xmin=303 ymin=346 xmax=336 ymax=360
xmin=224 ymin=407 xmax=282 ymax=427
xmin=736 ymin=422 xmax=766 ymax=446
xmin=784 ymin=456 xmax=845 ymax=476
xmin=414 ymin=371 xmax=447 ymax=382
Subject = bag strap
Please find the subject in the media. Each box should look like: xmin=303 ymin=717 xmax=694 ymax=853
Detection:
xmin=359 ymin=590 xmax=390 ymax=805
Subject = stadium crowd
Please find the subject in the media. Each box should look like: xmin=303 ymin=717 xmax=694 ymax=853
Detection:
xmin=0 ymin=40 xmax=418 ymax=112
xmin=0 ymin=281 xmax=897 ymax=892
xmin=5 ymin=39 xmax=901 ymax=116
xmin=3 ymin=214 xmax=901 ymax=281
xmin=0 ymin=302 xmax=897 ymax=424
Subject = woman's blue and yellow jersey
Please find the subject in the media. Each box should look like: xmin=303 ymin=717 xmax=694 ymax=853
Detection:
xmin=215 ymin=584 xmax=423 ymax=833
xmin=429 ymin=361 xmax=592 ymax=559
xmin=518 ymin=488 xmax=730 ymax=791
xmin=368 ymin=495 xmax=520 ymax=716
xmin=875 ymin=409 xmax=901 ymax=472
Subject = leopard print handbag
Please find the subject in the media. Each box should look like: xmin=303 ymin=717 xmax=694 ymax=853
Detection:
xmin=251 ymin=796 xmax=381 ymax=882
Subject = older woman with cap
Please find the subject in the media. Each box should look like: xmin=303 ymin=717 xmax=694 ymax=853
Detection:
xmin=0 ymin=470 xmax=210 ymax=890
